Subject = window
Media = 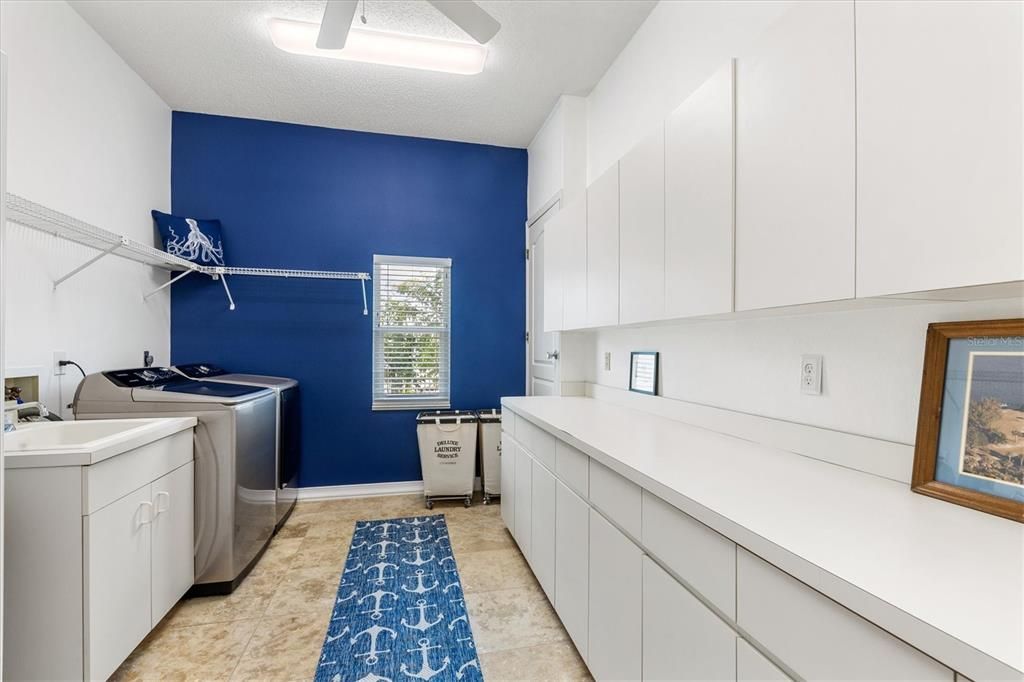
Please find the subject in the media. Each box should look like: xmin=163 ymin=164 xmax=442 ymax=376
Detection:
xmin=372 ymin=255 xmax=452 ymax=410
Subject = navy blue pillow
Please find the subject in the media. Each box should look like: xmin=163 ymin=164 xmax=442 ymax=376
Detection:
xmin=151 ymin=210 xmax=225 ymax=266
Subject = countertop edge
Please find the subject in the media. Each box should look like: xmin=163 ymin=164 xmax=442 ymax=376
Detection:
xmin=501 ymin=396 xmax=1023 ymax=682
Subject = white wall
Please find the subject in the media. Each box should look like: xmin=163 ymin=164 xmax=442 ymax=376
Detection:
xmin=588 ymin=298 xmax=1024 ymax=445
xmin=586 ymin=0 xmax=792 ymax=182
xmin=1 ymin=0 xmax=171 ymax=418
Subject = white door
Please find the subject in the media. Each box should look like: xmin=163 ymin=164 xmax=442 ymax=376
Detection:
xmin=500 ymin=432 xmax=516 ymax=533
xmin=530 ymin=459 xmax=557 ymax=602
xmin=513 ymin=445 xmax=533 ymax=559
xmin=734 ymin=0 xmax=856 ymax=310
xmin=643 ymin=556 xmax=737 ymax=681
xmin=151 ymin=462 xmax=195 ymax=626
xmin=854 ymin=0 xmax=1023 ymax=297
xmin=85 ymin=484 xmax=153 ymax=681
xmin=527 ymin=201 xmax=560 ymax=396
xmin=586 ymin=164 xmax=621 ymax=327
xmin=619 ymin=127 xmax=666 ymax=325
xmin=588 ymin=508 xmax=642 ymax=682
xmin=555 ymin=480 xmax=589 ymax=660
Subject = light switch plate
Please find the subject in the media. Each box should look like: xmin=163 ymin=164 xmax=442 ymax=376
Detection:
xmin=604 ymin=352 xmax=612 ymax=371
xmin=801 ymin=354 xmax=822 ymax=395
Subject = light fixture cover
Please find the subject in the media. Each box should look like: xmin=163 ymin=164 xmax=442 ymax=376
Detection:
xmin=268 ymin=18 xmax=487 ymax=75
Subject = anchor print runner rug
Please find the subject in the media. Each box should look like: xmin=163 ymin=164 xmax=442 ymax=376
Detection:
xmin=314 ymin=515 xmax=483 ymax=682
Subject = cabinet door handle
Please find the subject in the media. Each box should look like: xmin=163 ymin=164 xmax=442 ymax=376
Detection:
xmin=137 ymin=500 xmax=154 ymax=527
xmin=154 ymin=491 xmax=171 ymax=517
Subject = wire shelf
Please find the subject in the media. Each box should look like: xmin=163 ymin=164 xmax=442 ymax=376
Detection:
xmin=4 ymin=192 xmax=371 ymax=313
xmin=5 ymin=192 xmax=200 ymax=273
xmin=204 ymin=266 xmax=370 ymax=280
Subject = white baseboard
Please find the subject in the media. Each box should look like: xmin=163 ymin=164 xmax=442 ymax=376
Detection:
xmin=296 ymin=480 xmax=423 ymax=501
xmin=296 ymin=477 xmax=483 ymax=501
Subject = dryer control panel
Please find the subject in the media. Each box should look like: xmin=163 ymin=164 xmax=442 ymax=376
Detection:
xmin=103 ymin=367 xmax=181 ymax=388
xmin=175 ymin=363 xmax=229 ymax=378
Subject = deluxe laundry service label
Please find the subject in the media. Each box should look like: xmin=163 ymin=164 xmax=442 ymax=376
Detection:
xmin=434 ymin=439 xmax=462 ymax=461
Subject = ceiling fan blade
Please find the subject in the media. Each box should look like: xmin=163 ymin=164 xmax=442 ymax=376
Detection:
xmin=316 ymin=0 xmax=359 ymax=49
xmin=427 ymin=0 xmax=501 ymax=44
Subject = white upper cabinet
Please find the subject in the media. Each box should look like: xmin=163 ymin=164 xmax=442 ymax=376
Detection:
xmin=560 ymin=198 xmax=588 ymax=331
xmin=735 ymin=1 xmax=856 ymax=311
xmin=855 ymin=0 xmax=1023 ymax=297
xmin=542 ymin=207 xmax=566 ymax=333
xmin=586 ymin=163 xmax=620 ymax=328
xmin=665 ymin=61 xmax=736 ymax=318
xmin=619 ymin=127 xmax=666 ymax=324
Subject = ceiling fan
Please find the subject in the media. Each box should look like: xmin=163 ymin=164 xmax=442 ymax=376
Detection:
xmin=316 ymin=0 xmax=501 ymax=49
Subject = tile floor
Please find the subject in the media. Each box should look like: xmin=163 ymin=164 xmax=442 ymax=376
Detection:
xmin=113 ymin=494 xmax=591 ymax=681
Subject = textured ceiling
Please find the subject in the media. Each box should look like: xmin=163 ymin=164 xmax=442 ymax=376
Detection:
xmin=69 ymin=0 xmax=656 ymax=148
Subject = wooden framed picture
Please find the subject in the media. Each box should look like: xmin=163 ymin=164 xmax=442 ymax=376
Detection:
xmin=629 ymin=351 xmax=659 ymax=396
xmin=912 ymin=319 xmax=1024 ymax=522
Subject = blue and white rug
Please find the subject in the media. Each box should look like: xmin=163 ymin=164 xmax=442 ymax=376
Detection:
xmin=315 ymin=515 xmax=483 ymax=682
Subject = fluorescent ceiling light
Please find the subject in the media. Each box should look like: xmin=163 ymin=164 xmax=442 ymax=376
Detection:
xmin=268 ymin=18 xmax=487 ymax=75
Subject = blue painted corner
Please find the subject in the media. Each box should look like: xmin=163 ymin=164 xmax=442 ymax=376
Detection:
xmin=170 ymin=112 xmax=527 ymax=487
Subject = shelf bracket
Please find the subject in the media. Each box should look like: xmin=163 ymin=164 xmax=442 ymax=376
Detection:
xmin=219 ymin=273 xmax=236 ymax=311
xmin=361 ymin=278 xmax=368 ymax=316
xmin=142 ymin=269 xmax=195 ymax=301
xmin=53 ymin=242 xmax=120 ymax=289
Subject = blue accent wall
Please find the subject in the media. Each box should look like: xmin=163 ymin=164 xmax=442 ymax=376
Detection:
xmin=170 ymin=112 xmax=527 ymax=488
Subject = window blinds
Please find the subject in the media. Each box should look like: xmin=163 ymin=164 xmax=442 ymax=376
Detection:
xmin=372 ymin=255 xmax=452 ymax=410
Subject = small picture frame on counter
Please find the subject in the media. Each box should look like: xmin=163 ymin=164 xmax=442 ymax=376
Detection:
xmin=629 ymin=351 xmax=659 ymax=396
xmin=912 ymin=318 xmax=1024 ymax=523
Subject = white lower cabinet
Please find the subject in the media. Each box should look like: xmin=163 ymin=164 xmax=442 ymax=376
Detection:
xmin=588 ymin=509 xmax=642 ymax=682
xmin=4 ymin=428 xmax=195 ymax=681
xmin=530 ymin=459 xmax=557 ymax=601
xmin=500 ymin=433 xmax=516 ymax=534
xmin=513 ymin=444 xmax=533 ymax=559
xmin=737 ymin=638 xmax=791 ymax=682
xmin=86 ymin=463 xmax=196 ymax=680
xmin=642 ymin=557 xmax=736 ymax=681
xmin=151 ymin=462 xmax=196 ymax=626
xmin=498 ymin=409 xmax=963 ymax=682
xmin=736 ymin=549 xmax=953 ymax=681
xmin=85 ymin=483 xmax=154 ymax=681
xmin=555 ymin=480 xmax=589 ymax=659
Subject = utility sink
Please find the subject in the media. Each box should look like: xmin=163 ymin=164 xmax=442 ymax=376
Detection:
xmin=4 ymin=417 xmax=197 ymax=468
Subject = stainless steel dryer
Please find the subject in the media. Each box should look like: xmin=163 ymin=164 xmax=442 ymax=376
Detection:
xmin=173 ymin=363 xmax=300 ymax=530
xmin=73 ymin=368 xmax=277 ymax=594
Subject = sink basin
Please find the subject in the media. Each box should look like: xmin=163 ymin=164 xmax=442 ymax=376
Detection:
xmin=5 ymin=420 xmax=155 ymax=450
xmin=4 ymin=417 xmax=196 ymax=468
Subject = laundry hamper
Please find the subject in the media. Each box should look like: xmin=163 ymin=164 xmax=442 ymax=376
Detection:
xmin=416 ymin=410 xmax=478 ymax=509
xmin=476 ymin=409 xmax=502 ymax=504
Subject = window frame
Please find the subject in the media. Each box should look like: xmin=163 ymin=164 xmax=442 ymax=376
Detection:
xmin=371 ymin=254 xmax=453 ymax=411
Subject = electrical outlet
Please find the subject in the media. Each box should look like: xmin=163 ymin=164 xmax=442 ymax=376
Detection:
xmin=53 ymin=350 xmax=68 ymax=376
xmin=604 ymin=352 xmax=612 ymax=371
xmin=801 ymin=354 xmax=823 ymax=395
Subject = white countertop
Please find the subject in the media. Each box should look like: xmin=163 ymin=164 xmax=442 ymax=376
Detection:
xmin=3 ymin=417 xmax=197 ymax=468
xmin=502 ymin=396 xmax=1024 ymax=681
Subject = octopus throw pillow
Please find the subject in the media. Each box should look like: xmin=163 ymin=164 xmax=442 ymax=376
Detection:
xmin=151 ymin=210 xmax=226 ymax=266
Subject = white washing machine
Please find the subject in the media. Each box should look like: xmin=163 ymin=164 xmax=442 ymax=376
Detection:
xmin=74 ymin=367 xmax=277 ymax=594
xmin=174 ymin=363 xmax=299 ymax=529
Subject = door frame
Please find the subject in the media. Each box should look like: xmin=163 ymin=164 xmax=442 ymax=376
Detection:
xmin=525 ymin=191 xmax=562 ymax=395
